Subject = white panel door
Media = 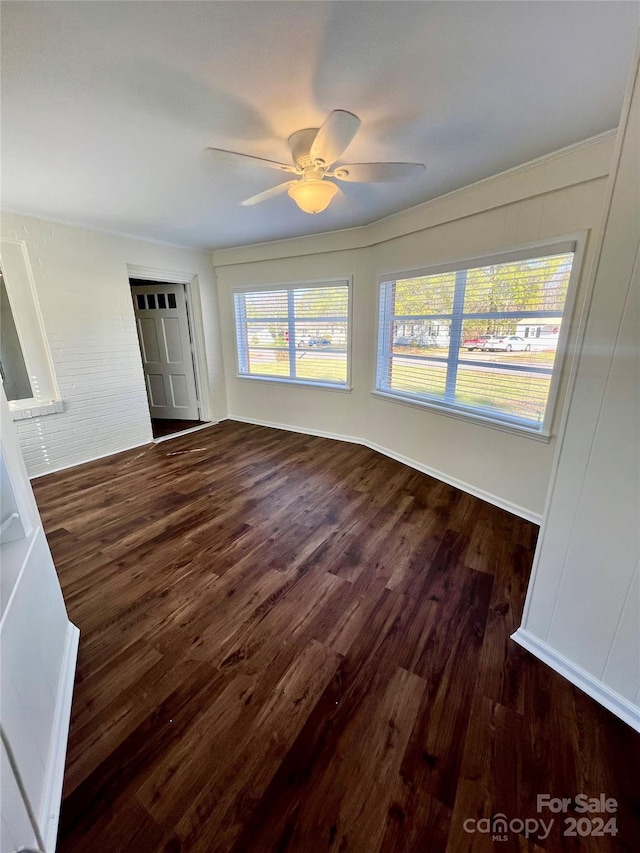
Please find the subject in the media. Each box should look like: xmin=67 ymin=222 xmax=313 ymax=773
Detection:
xmin=132 ymin=283 xmax=199 ymax=420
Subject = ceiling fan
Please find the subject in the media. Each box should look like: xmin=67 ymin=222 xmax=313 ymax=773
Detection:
xmin=206 ymin=110 xmax=425 ymax=214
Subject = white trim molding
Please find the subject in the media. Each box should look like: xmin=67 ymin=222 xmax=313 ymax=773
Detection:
xmin=212 ymin=130 xmax=615 ymax=264
xmin=127 ymin=264 xmax=212 ymax=421
xmin=126 ymin=263 xmax=213 ymax=423
xmin=40 ymin=622 xmax=80 ymax=851
xmin=512 ymin=629 xmax=640 ymax=732
xmin=1 ymin=239 xmax=62 ymax=412
xmin=373 ymin=233 xmax=587 ymax=442
xmin=232 ymin=277 xmax=352 ymax=391
xmin=11 ymin=399 xmax=64 ymax=421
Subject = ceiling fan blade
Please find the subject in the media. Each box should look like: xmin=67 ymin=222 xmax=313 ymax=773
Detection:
xmin=241 ymin=181 xmax=298 ymax=206
xmin=331 ymin=162 xmax=426 ymax=183
xmin=206 ymin=147 xmax=297 ymax=174
xmin=309 ymin=110 xmax=361 ymax=168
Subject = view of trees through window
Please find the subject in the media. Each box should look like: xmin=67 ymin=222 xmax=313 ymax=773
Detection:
xmin=377 ymin=250 xmax=575 ymax=430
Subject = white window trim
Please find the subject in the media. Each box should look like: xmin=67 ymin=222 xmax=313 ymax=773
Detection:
xmin=373 ymin=233 xmax=587 ymax=439
xmin=371 ymin=389 xmax=552 ymax=442
xmin=233 ymin=277 xmax=353 ymax=390
xmin=237 ymin=375 xmax=353 ymax=393
xmin=0 ymin=240 xmax=62 ymax=419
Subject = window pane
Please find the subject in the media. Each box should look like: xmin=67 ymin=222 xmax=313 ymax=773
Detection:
xmin=394 ymin=272 xmax=456 ymax=316
xmin=247 ymin=347 xmax=290 ymax=377
xmin=0 ymin=273 xmax=32 ymax=401
xmin=390 ymin=355 xmax=447 ymax=398
xmin=458 ymin=344 xmax=560 ymax=367
xmin=455 ymin=363 xmax=551 ymax=425
xmin=245 ymin=289 xmax=288 ymax=319
xmin=157 ymin=293 xmax=167 ymax=309
xmin=377 ymin=248 xmax=575 ymax=432
xmin=246 ymin=321 xmax=289 ymax=352
xmin=136 ymin=293 xmax=145 ymax=310
xmin=295 ymin=322 xmax=347 ymax=349
xmin=392 ymin=319 xmax=450 ymax=353
xmin=294 ymin=286 xmax=348 ymax=318
xmin=463 ymin=254 xmax=572 ymax=315
xmin=236 ymin=283 xmax=349 ymax=385
xmin=147 ymin=293 xmax=156 ymax=309
xmin=168 ymin=293 xmax=177 ymax=309
xmin=296 ymin=353 xmax=347 ymax=384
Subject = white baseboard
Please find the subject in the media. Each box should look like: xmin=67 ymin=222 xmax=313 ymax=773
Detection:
xmin=226 ymin=414 xmax=362 ymax=446
xmin=511 ymin=628 xmax=640 ymax=732
xmin=40 ymin=621 xmax=80 ymax=851
xmin=226 ymin=415 xmax=542 ymax=524
xmin=362 ymin=439 xmax=541 ymax=524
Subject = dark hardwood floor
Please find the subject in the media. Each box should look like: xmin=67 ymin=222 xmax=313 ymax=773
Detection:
xmin=151 ymin=418 xmax=207 ymax=439
xmin=32 ymin=421 xmax=640 ymax=852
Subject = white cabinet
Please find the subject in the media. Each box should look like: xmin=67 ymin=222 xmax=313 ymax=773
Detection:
xmin=1 ymin=740 xmax=38 ymax=853
xmin=0 ymin=386 xmax=79 ymax=852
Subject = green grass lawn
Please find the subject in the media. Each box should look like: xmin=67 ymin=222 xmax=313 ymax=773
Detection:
xmin=456 ymin=369 xmax=549 ymax=423
xmin=390 ymin=358 xmax=549 ymax=422
xmin=247 ymin=349 xmax=347 ymax=383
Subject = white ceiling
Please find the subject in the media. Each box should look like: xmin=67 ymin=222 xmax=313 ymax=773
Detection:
xmin=2 ymin=1 xmax=638 ymax=250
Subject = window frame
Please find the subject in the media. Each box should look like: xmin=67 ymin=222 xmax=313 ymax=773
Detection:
xmin=1 ymin=272 xmax=34 ymax=402
xmin=0 ymin=240 xmax=62 ymax=418
xmin=232 ymin=277 xmax=353 ymax=391
xmin=374 ymin=235 xmax=587 ymax=440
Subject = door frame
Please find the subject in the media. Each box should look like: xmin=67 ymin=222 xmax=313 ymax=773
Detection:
xmin=126 ymin=264 xmax=211 ymax=423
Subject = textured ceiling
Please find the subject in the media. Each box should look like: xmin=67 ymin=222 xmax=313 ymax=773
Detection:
xmin=1 ymin=1 xmax=638 ymax=250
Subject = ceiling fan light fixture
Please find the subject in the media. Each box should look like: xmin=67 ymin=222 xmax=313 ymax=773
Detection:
xmin=212 ymin=110 xmax=426 ymax=211
xmin=288 ymin=179 xmax=338 ymax=214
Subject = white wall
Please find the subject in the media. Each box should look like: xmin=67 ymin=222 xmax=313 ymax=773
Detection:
xmin=514 ymin=49 xmax=640 ymax=730
xmin=213 ymin=133 xmax=615 ymax=521
xmin=0 ymin=213 xmax=226 ymax=477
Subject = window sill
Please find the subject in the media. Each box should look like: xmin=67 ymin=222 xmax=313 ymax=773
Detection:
xmin=237 ymin=375 xmax=352 ymax=393
xmin=371 ymin=389 xmax=551 ymax=442
xmin=9 ymin=400 xmax=64 ymax=420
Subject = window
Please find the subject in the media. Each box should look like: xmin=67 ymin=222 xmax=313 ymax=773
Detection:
xmin=0 ymin=241 xmax=61 ymax=417
xmin=376 ymin=241 xmax=579 ymax=436
xmin=0 ymin=270 xmax=32 ymax=402
xmin=234 ymin=281 xmax=349 ymax=387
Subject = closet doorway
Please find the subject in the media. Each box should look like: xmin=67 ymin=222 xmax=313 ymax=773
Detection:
xmin=130 ymin=278 xmax=206 ymax=439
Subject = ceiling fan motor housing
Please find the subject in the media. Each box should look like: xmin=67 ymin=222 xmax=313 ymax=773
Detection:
xmin=288 ymin=128 xmax=321 ymax=170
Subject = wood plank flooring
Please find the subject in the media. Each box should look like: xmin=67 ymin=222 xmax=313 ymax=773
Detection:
xmin=151 ymin=418 xmax=207 ymax=439
xmin=32 ymin=421 xmax=640 ymax=852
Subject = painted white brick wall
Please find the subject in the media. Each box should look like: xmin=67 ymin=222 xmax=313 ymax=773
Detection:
xmin=1 ymin=213 xmax=227 ymax=477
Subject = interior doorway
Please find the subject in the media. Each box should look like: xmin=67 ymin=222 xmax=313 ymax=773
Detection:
xmin=130 ymin=278 xmax=206 ymax=440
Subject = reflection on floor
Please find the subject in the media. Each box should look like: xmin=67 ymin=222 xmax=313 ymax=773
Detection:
xmin=151 ymin=418 xmax=206 ymax=439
